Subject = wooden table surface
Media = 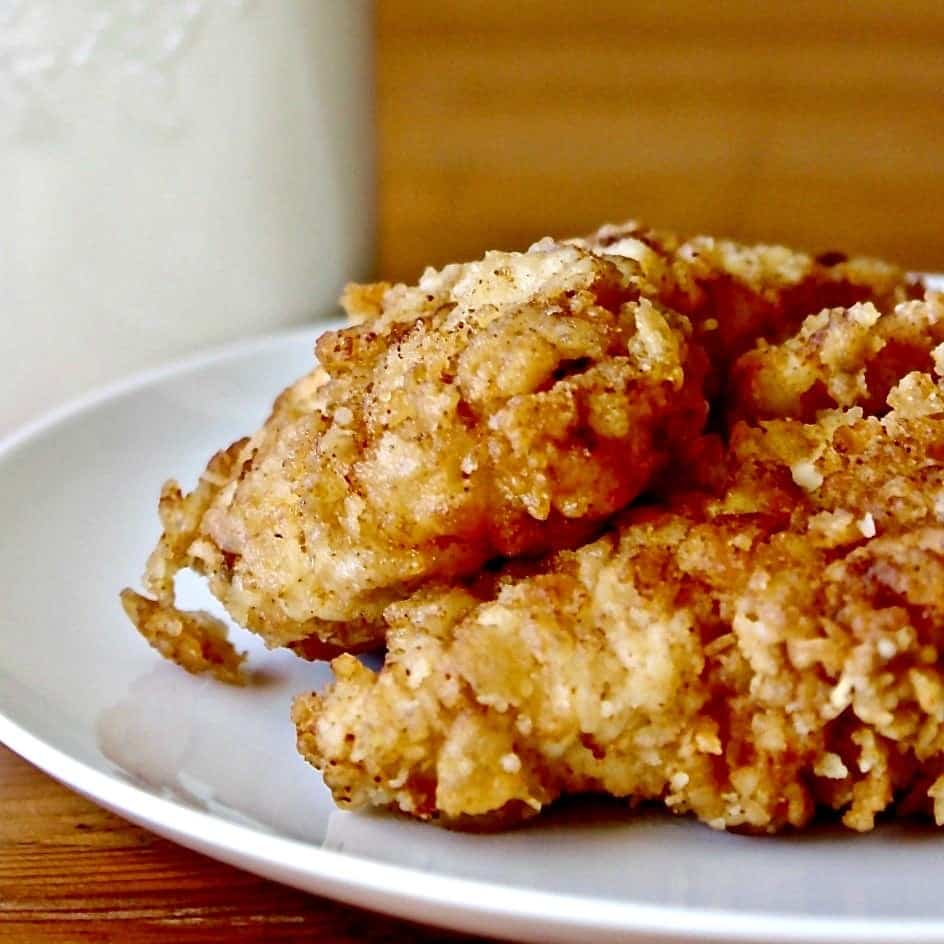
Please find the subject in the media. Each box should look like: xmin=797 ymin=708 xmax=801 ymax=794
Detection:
xmin=4 ymin=2 xmax=944 ymax=941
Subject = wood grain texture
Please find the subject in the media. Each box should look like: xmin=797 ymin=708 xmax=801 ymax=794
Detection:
xmin=0 ymin=747 xmax=470 ymax=943
xmin=378 ymin=0 xmax=944 ymax=282
xmin=4 ymin=3 xmax=944 ymax=940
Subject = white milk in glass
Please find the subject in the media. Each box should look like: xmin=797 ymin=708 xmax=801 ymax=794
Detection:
xmin=0 ymin=1 xmax=373 ymax=434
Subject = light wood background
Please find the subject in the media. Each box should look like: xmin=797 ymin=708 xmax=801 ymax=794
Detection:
xmin=3 ymin=3 xmax=944 ymax=941
xmin=378 ymin=0 xmax=944 ymax=283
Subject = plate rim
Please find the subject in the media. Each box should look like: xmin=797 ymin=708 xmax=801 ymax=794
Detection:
xmin=3 ymin=317 xmax=944 ymax=944
xmin=5 ymin=710 xmax=941 ymax=944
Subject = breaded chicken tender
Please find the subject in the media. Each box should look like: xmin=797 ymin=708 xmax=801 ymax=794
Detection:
xmin=295 ymin=367 xmax=944 ymax=832
xmin=122 ymin=218 xmax=944 ymax=835
xmin=125 ymin=224 xmax=913 ymax=669
xmin=123 ymin=222 xmax=920 ymax=678
xmin=126 ymin=239 xmax=711 ymax=661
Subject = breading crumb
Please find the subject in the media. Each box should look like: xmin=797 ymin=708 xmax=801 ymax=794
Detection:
xmin=791 ymin=461 xmax=823 ymax=491
xmin=858 ymin=512 xmax=877 ymax=538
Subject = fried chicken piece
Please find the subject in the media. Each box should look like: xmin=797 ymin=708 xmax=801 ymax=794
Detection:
xmin=295 ymin=368 xmax=944 ymax=832
xmin=126 ymin=240 xmax=709 ymax=661
xmin=123 ymin=223 xmax=919 ymax=670
xmin=730 ymin=292 xmax=944 ymax=424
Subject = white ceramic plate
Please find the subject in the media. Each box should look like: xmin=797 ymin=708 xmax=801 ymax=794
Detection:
xmin=2 ymin=303 xmax=944 ymax=944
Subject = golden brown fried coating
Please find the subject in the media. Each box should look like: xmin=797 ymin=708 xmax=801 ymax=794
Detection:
xmin=127 ymin=239 xmax=709 ymax=659
xmin=295 ymin=368 xmax=944 ymax=832
xmin=730 ymin=293 xmax=944 ymax=424
xmin=123 ymin=222 xmax=919 ymax=672
xmin=120 ymin=589 xmax=246 ymax=686
xmin=572 ymin=221 xmax=920 ymax=370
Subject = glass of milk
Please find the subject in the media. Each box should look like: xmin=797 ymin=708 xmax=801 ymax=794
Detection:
xmin=0 ymin=1 xmax=374 ymax=434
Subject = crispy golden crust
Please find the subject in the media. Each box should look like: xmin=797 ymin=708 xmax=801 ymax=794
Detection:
xmin=127 ymin=239 xmax=711 ymax=657
xmin=296 ymin=369 xmax=944 ymax=832
xmin=120 ymin=589 xmax=246 ymax=685
xmin=123 ymin=220 xmax=944 ymax=832
xmin=730 ymin=293 xmax=944 ymax=424
xmin=124 ymin=223 xmax=918 ymax=663
xmin=572 ymin=221 xmax=920 ymax=370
